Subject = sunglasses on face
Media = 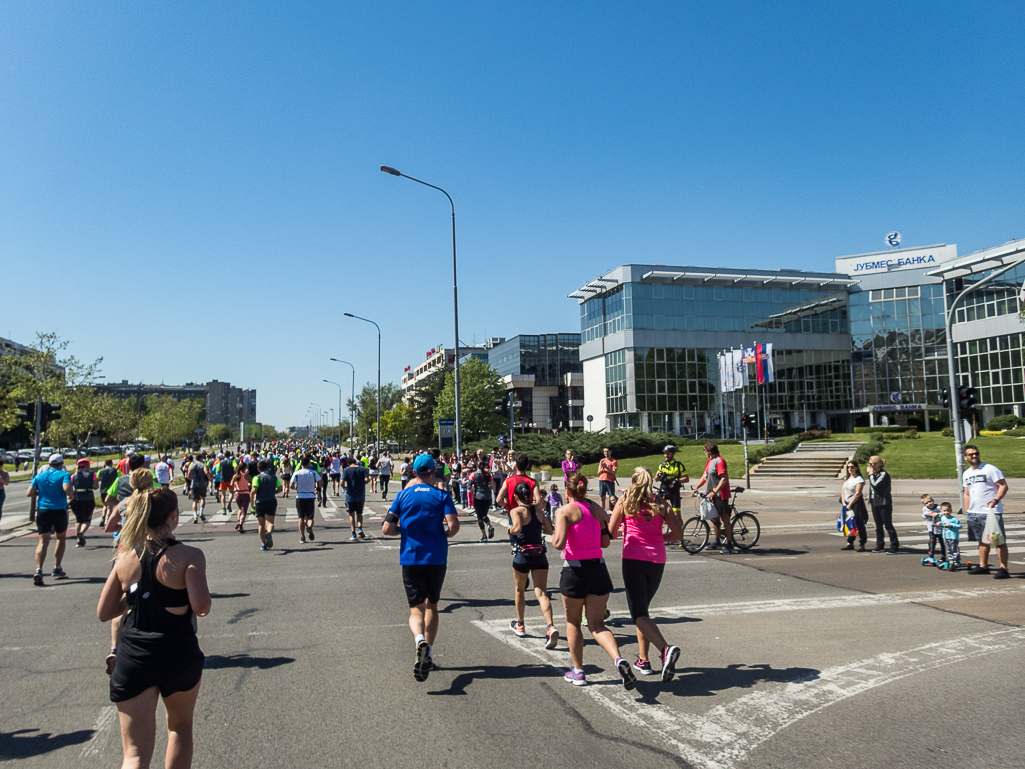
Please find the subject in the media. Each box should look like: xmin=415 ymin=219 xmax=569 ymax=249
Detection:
xmin=966 ymin=453 xmax=979 ymax=458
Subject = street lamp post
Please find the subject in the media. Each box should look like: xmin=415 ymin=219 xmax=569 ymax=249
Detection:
xmin=380 ymin=165 xmax=462 ymax=457
xmin=329 ymin=359 xmax=356 ymax=449
xmin=310 ymin=403 xmax=321 ymax=441
xmin=343 ymin=314 xmax=381 ymax=456
xmin=324 ymin=380 xmax=344 ymax=450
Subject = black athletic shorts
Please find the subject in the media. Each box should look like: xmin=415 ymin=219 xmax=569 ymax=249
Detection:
xmin=296 ymin=498 xmax=315 ymax=519
xmin=513 ymin=554 xmax=549 ymax=574
xmin=559 ymin=559 xmax=614 ymax=599
xmin=36 ymin=509 xmax=69 ymax=535
xmin=190 ymin=486 xmax=208 ymax=501
xmin=254 ymin=500 xmax=278 ymax=519
xmin=70 ymin=499 xmax=96 ymax=524
xmin=330 ymin=473 xmax=341 ymax=481
xmin=621 ymin=558 xmax=665 ymax=620
xmin=346 ymin=499 xmax=365 ymax=515
xmin=401 ymin=564 xmax=447 ymax=607
xmin=109 ymin=636 xmax=204 ymax=703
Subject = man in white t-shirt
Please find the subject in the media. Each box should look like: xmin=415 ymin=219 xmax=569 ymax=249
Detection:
xmin=962 ymin=445 xmax=1009 ymax=579
xmin=153 ymin=455 xmax=172 ymax=487
xmin=290 ymin=456 xmax=322 ymax=544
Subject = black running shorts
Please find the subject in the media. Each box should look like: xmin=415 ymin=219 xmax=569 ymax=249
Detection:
xmin=401 ymin=564 xmax=447 ymax=607
xmin=559 ymin=559 xmax=614 ymax=599
xmin=346 ymin=499 xmax=365 ymax=515
xmin=190 ymin=486 xmax=207 ymax=501
xmin=36 ymin=509 xmax=69 ymax=535
xmin=254 ymin=500 xmax=277 ymax=519
xmin=296 ymin=498 xmax=315 ymax=519
xmin=70 ymin=499 xmax=96 ymax=524
xmin=109 ymin=639 xmax=204 ymax=703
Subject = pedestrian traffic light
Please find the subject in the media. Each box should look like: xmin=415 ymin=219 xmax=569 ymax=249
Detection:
xmin=494 ymin=397 xmax=509 ymax=418
xmin=41 ymin=403 xmax=61 ymax=429
xmin=957 ymin=386 xmax=977 ymax=414
xmin=741 ymin=413 xmax=756 ymax=430
xmin=16 ymin=402 xmax=35 ymax=424
xmin=940 ymin=388 xmax=950 ymax=409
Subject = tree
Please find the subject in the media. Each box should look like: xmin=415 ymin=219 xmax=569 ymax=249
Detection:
xmin=408 ymin=370 xmax=446 ymax=448
xmin=0 ymin=332 xmax=109 ymax=447
xmin=347 ymin=382 xmax=403 ymax=448
xmin=434 ymin=357 xmax=506 ymax=442
xmin=380 ymin=403 xmax=413 ymax=446
xmin=141 ymin=396 xmax=204 ymax=451
xmin=207 ymin=423 xmax=231 ymax=443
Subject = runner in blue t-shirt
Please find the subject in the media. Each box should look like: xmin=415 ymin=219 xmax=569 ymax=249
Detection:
xmin=382 ymin=454 xmax=460 ymax=682
xmin=27 ymin=454 xmax=74 ymax=586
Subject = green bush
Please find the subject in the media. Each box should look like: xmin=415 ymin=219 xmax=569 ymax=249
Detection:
xmin=461 ymin=430 xmax=739 ymax=469
xmin=941 ymin=427 xmax=955 ymax=437
xmin=1004 ymin=427 xmax=1025 ymax=437
xmin=903 ymin=427 xmax=920 ymax=439
xmin=853 ymin=435 xmax=884 ymax=465
xmin=854 ymin=426 xmax=911 ymax=434
xmin=985 ymin=414 xmax=1023 ymax=431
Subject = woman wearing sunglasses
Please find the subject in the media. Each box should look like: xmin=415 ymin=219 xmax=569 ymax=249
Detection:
xmin=840 ymin=460 xmax=868 ymax=551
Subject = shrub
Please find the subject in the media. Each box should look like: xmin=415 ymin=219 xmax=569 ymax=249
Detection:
xmin=980 ymin=430 xmax=1005 ymax=436
xmin=941 ymin=427 xmax=955 ymax=437
xmin=1004 ymin=427 xmax=1025 ymax=437
xmin=985 ymin=414 xmax=1023 ymax=431
xmin=854 ymin=425 xmax=911 ymax=434
xmin=903 ymin=427 xmax=919 ymax=439
xmin=853 ymin=435 xmax=884 ymax=465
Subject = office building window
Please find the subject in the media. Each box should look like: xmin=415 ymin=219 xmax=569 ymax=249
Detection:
xmin=605 ymin=349 xmax=627 ymax=414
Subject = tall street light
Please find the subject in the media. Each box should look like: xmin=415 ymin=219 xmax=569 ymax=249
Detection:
xmin=343 ymin=314 xmax=381 ymax=456
xmin=310 ymin=402 xmax=321 ymax=440
xmin=329 ymin=359 xmax=356 ymax=449
xmin=324 ymin=380 xmax=343 ymax=450
xmin=380 ymin=165 xmax=462 ymax=457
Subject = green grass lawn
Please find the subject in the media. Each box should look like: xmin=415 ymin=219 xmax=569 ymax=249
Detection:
xmin=865 ymin=433 xmax=1025 ymax=479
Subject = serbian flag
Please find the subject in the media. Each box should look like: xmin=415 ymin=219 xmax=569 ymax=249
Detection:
xmin=756 ymin=343 xmax=774 ymax=384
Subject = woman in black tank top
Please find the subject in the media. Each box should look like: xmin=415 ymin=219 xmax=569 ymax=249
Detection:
xmin=508 ymin=482 xmax=559 ymax=650
xmin=98 ymin=485 xmax=211 ymax=768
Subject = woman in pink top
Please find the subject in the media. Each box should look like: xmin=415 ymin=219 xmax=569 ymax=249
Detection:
xmin=560 ymin=450 xmax=580 ymax=487
xmin=552 ymin=472 xmax=635 ymax=690
xmin=231 ymin=463 xmax=252 ymax=534
xmin=609 ymin=467 xmax=682 ymax=683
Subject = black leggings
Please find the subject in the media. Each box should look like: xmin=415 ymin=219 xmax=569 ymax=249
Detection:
xmin=622 ymin=558 xmax=665 ymax=620
xmin=871 ymin=503 xmax=899 ymax=550
xmin=473 ymin=498 xmax=491 ymax=533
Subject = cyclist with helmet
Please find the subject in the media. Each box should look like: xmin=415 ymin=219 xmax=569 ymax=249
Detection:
xmin=655 ymin=445 xmax=688 ymax=517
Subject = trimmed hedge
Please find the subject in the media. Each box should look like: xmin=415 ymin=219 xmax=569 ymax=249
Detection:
xmin=461 ymin=430 xmax=739 ymax=469
xmin=854 ymin=426 xmax=912 ymax=434
xmin=985 ymin=414 xmax=1024 ymax=431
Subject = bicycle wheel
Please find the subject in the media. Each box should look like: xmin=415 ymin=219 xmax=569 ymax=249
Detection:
xmin=680 ymin=516 xmax=709 ymax=554
xmin=731 ymin=512 xmax=760 ymax=550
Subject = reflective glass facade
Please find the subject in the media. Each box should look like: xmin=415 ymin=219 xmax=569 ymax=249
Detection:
xmin=956 ymin=333 xmax=1025 ymax=407
xmin=489 ymin=334 xmax=582 ymax=385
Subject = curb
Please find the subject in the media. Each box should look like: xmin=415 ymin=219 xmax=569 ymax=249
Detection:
xmin=0 ymin=522 xmax=35 ymax=543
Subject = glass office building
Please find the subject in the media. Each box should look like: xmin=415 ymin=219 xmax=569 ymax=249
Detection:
xmin=488 ymin=334 xmax=584 ymax=431
xmin=573 ymin=265 xmax=856 ymax=436
xmin=575 ymin=239 xmax=1025 ymax=436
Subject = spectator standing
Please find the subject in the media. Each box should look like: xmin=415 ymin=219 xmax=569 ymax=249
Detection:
xmin=962 ymin=445 xmax=1010 ymax=579
xmin=867 ymin=456 xmax=899 ymax=554
xmin=561 ymin=449 xmax=580 ymax=489
xmin=839 ymin=460 xmax=868 ymax=551
xmin=597 ymin=447 xmax=619 ymax=510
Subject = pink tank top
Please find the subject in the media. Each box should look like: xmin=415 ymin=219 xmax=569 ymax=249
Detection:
xmin=563 ymin=501 xmax=603 ymax=560
xmin=622 ymin=503 xmax=666 ymax=563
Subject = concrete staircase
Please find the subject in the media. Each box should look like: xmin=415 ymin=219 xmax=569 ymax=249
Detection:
xmin=751 ymin=441 xmax=864 ymax=478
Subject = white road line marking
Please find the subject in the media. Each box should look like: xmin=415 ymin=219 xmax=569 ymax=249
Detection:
xmin=472 ymin=619 xmax=1025 ymax=769
xmin=79 ymin=705 xmax=117 ymax=759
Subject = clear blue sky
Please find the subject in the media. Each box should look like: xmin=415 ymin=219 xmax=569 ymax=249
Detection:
xmin=3 ymin=2 xmax=1022 ymax=430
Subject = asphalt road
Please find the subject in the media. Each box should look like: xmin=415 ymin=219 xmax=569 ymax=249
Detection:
xmin=2 ymin=481 xmax=1024 ymax=768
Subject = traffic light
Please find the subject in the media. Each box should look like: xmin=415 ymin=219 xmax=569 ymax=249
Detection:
xmin=940 ymin=388 xmax=950 ymax=409
xmin=741 ymin=413 xmax=757 ymax=430
xmin=16 ymin=402 xmax=35 ymax=425
xmin=494 ymin=397 xmax=510 ymax=419
xmin=41 ymin=403 xmax=61 ymax=429
xmin=957 ymin=386 xmax=977 ymax=414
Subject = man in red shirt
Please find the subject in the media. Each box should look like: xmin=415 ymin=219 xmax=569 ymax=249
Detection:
xmin=691 ymin=442 xmax=736 ymax=554
xmin=496 ymin=453 xmax=543 ymax=512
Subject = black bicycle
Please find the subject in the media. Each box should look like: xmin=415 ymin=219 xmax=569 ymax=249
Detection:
xmin=679 ymin=487 xmax=760 ymax=554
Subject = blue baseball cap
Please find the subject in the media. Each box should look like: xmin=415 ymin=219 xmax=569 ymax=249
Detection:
xmin=413 ymin=455 xmax=435 ymax=474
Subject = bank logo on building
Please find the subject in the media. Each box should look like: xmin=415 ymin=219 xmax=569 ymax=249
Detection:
xmin=835 ymin=244 xmax=957 ymax=276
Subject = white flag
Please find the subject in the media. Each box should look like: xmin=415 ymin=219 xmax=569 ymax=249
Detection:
xmin=719 ymin=353 xmax=730 ymax=393
xmin=732 ymin=349 xmax=749 ymax=389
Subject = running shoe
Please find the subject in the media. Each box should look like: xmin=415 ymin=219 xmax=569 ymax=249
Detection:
xmin=994 ymin=568 xmax=1010 ymax=580
xmin=192 ymin=516 xmax=199 ymax=524
xmin=52 ymin=566 xmax=68 ymax=580
xmin=487 ymin=525 xmax=495 ymax=539
xmin=633 ymin=658 xmax=655 ymax=675
xmin=510 ymin=620 xmax=527 ymax=638
xmin=307 ymin=527 xmax=315 ymax=541
xmin=661 ymin=645 xmax=681 ymax=682
xmin=414 ymin=640 xmax=431 ymax=682
xmin=479 ymin=536 xmax=488 ymax=543
xmin=300 ymin=536 xmax=306 ymax=544
xmin=871 ymin=548 xmax=887 ymax=553
xmin=260 ymin=544 xmax=268 ymax=551
xmin=76 ymin=534 xmax=86 ymax=548
xmin=265 ymin=532 xmax=273 ymax=549
xmin=357 ymin=529 xmax=365 ymax=539
xmin=33 ymin=571 xmax=44 ymax=587
xmin=349 ymin=533 xmax=357 ymax=541
xmin=545 ymin=625 xmax=559 ymax=650
xmin=968 ymin=565 xmax=991 ymax=575
xmin=200 ymin=513 xmax=207 ymax=523
xmin=721 ymin=545 xmax=736 ymax=555
xmin=564 ymin=668 xmax=587 ymax=686
xmin=616 ymin=657 xmax=637 ymax=691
